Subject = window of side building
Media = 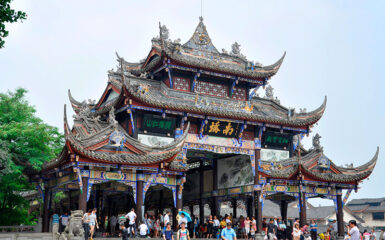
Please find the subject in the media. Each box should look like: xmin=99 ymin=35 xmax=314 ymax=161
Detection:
xmin=372 ymin=212 xmax=384 ymax=220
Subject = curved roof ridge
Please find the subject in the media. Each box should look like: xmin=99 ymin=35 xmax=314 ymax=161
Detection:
xmin=336 ymin=147 xmax=379 ymax=173
xmin=63 ymin=104 xmax=190 ymax=163
xmin=296 ymin=96 xmax=327 ymax=118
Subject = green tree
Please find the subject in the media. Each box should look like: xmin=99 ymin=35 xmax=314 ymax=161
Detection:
xmin=0 ymin=0 xmax=27 ymax=48
xmin=0 ymin=88 xmax=63 ymax=225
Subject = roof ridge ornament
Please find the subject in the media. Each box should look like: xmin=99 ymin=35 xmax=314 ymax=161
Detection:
xmin=182 ymin=17 xmax=219 ymax=54
xmin=312 ymin=133 xmax=323 ymax=152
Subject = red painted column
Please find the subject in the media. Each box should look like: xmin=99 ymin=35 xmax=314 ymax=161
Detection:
xmin=336 ymin=190 xmax=344 ymax=237
xmin=136 ymin=174 xmax=144 ymax=224
xmin=42 ymin=187 xmax=51 ymax=232
xmin=78 ymin=177 xmax=88 ymax=214
xmin=254 ymin=148 xmax=262 ymax=233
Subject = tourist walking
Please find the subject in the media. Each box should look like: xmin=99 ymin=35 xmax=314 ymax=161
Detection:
xmin=363 ymin=230 xmax=371 ymax=240
xmin=213 ymin=216 xmax=220 ymax=238
xmin=163 ymin=223 xmax=174 ymax=240
xmin=82 ymin=209 xmax=91 ymax=240
xmin=347 ymin=220 xmax=360 ymax=240
xmin=154 ymin=215 xmax=161 ymax=238
xmin=110 ymin=215 xmax=118 ymax=236
xmin=139 ymin=221 xmax=149 ymax=238
xmin=379 ymin=229 xmax=384 ymax=240
xmin=262 ymin=218 xmax=268 ymax=234
xmin=125 ymin=208 xmax=137 ymax=238
xmin=245 ymin=217 xmax=251 ymax=239
xmin=60 ymin=212 xmax=69 ymax=233
xmin=120 ymin=224 xmax=129 ymax=240
xmin=221 ymin=222 xmax=237 ymax=240
xmin=164 ymin=211 xmax=171 ymax=232
xmin=179 ymin=212 xmax=189 ymax=227
xmin=178 ymin=222 xmax=191 ymax=240
xmin=89 ymin=208 xmax=99 ymax=240
xmin=193 ymin=216 xmax=199 ymax=238
xmin=277 ymin=218 xmax=286 ymax=240
xmin=207 ymin=215 xmax=214 ymax=239
xmin=310 ymin=220 xmax=317 ymax=240
xmin=292 ymin=223 xmax=302 ymax=240
xmin=267 ymin=218 xmax=277 ymax=240
xmin=370 ymin=229 xmax=377 ymax=240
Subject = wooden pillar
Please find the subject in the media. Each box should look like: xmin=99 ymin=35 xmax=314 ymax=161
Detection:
xmin=251 ymin=195 xmax=255 ymax=218
xmin=42 ymin=187 xmax=51 ymax=232
xmin=95 ymin=188 xmax=101 ymax=219
xmin=78 ymin=177 xmax=88 ymax=214
xmin=175 ymin=181 xmax=183 ymax=230
xmin=172 ymin=207 xmax=177 ymax=230
xmin=336 ymin=191 xmax=344 ymax=237
xmin=280 ymin=200 xmax=288 ymax=223
xmin=247 ymin=197 xmax=253 ymax=218
xmin=68 ymin=190 xmax=72 ymax=211
xmin=189 ymin=205 xmax=194 ymax=217
xmin=199 ymin=160 xmax=204 ymax=224
xmin=176 ymin=182 xmax=183 ymax=211
xmin=199 ymin=200 xmax=204 ymax=225
xmin=232 ymin=198 xmax=237 ymax=219
xmin=212 ymin=158 xmax=219 ymax=217
xmin=254 ymin=148 xmax=262 ymax=233
xmin=136 ymin=174 xmax=144 ymax=224
xmin=159 ymin=189 xmax=164 ymax=215
xmin=299 ymin=192 xmax=307 ymax=227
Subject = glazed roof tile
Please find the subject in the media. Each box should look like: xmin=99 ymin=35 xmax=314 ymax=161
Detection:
xmin=64 ymin=104 xmax=189 ymax=165
xmin=124 ymin=76 xmax=326 ymax=127
xmin=41 ymin=105 xmax=189 ymax=171
xmin=260 ymin=147 xmax=379 ymax=183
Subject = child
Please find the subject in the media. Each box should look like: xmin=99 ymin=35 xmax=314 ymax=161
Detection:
xmin=120 ymin=224 xmax=129 ymax=240
xmin=250 ymin=225 xmax=256 ymax=240
xmin=177 ymin=222 xmax=190 ymax=240
xmin=163 ymin=223 xmax=174 ymax=240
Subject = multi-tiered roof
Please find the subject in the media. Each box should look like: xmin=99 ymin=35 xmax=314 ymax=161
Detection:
xmin=39 ymin=18 xmax=378 ymax=184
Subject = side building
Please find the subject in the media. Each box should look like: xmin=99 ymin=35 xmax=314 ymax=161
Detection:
xmin=346 ymin=198 xmax=385 ymax=230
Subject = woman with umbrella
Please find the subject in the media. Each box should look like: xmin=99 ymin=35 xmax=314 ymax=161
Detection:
xmin=178 ymin=210 xmax=192 ymax=227
xmin=176 ymin=209 xmax=191 ymax=226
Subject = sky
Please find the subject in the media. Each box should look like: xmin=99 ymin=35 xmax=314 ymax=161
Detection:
xmin=0 ymin=0 xmax=384 ymax=206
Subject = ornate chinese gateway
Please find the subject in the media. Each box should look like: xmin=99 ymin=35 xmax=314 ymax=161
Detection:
xmin=30 ymin=17 xmax=378 ymax=237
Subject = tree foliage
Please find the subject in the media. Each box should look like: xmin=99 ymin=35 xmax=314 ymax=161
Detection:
xmin=0 ymin=0 xmax=27 ymax=48
xmin=0 ymin=88 xmax=63 ymax=225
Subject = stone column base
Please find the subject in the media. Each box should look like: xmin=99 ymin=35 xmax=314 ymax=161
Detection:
xmin=255 ymin=232 xmax=265 ymax=240
xmin=337 ymin=236 xmax=345 ymax=240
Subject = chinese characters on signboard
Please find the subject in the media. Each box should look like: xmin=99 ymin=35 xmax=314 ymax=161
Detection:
xmin=202 ymin=120 xmax=240 ymax=138
xmin=261 ymin=131 xmax=292 ymax=150
xmin=142 ymin=114 xmax=176 ymax=135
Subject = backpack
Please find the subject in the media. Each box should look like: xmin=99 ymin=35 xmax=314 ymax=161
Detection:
xmin=178 ymin=229 xmax=189 ymax=240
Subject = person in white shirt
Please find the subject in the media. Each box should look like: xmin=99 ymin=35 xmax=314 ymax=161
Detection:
xmin=60 ymin=212 xmax=69 ymax=233
xmin=139 ymin=222 xmax=149 ymax=238
xmin=213 ymin=215 xmax=220 ymax=237
xmin=178 ymin=213 xmax=188 ymax=226
xmin=347 ymin=220 xmax=360 ymax=240
xmin=125 ymin=208 xmax=137 ymax=237
xmin=164 ymin=212 xmax=170 ymax=230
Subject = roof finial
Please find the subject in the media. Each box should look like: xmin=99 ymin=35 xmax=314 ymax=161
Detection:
xmin=200 ymin=0 xmax=203 ymax=21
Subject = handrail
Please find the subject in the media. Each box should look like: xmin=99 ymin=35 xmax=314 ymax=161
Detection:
xmin=0 ymin=225 xmax=36 ymax=233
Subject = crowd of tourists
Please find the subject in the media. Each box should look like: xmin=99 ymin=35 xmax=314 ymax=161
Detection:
xmin=77 ymin=209 xmax=385 ymax=240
